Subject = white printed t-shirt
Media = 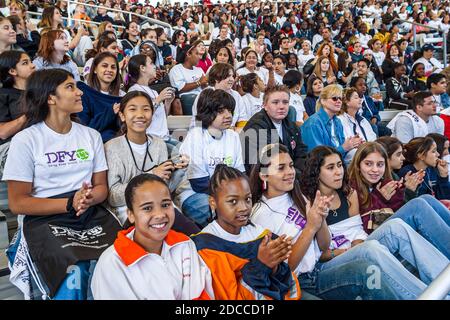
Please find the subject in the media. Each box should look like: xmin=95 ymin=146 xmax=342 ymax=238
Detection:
xmin=169 ymin=64 xmax=204 ymax=97
xmin=2 ymin=121 xmax=108 ymax=198
xmin=242 ymin=93 xmax=263 ymax=119
xmin=251 ymin=193 xmax=322 ymax=275
xmin=180 ymin=127 xmax=245 ymax=180
xmin=289 ymin=92 xmax=306 ymax=123
xmin=176 ymin=127 xmax=245 ymax=204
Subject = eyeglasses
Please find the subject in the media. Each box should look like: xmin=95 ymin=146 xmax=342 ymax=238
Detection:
xmin=330 ymin=96 xmax=342 ymax=101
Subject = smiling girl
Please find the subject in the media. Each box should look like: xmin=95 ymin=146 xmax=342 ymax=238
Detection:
xmin=92 ymin=174 xmax=213 ymax=300
xmin=348 ymin=142 xmax=450 ymax=258
xmin=236 ymin=50 xmax=271 ymax=86
xmin=299 ymin=145 xmax=449 ymax=299
xmin=33 ymin=30 xmax=80 ymax=81
xmin=4 ymin=69 xmax=120 ymax=299
xmin=249 ymin=143 xmax=411 ymax=300
xmin=0 ymin=16 xmax=19 ymax=54
xmin=77 ymin=52 xmax=124 ymax=142
xmin=191 ymin=164 xmax=300 ymax=300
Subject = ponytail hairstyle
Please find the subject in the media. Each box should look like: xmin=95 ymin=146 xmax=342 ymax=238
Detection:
xmin=248 ymin=143 xmax=307 ymax=215
xmin=85 ymin=36 xmax=118 ymax=61
xmin=118 ymin=90 xmax=154 ymax=135
xmin=22 ymin=69 xmax=74 ymax=129
xmin=125 ymin=173 xmax=169 ymax=211
xmin=403 ymin=137 xmax=436 ymax=164
xmin=125 ymin=54 xmax=150 ymax=91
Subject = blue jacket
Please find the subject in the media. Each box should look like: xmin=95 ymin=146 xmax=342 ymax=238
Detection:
xmin=441 ymin=93 xmax=450 ymax=109
xmin=301 ymin=107 xmax=346 ymax=156
xmin=398 ymin=165 xmax=450 ymax=200
xmin=77 ymin=81 xmax=121 ymax=143
xmin=361 ymin=94 xmax=384 ymax=123
xmin=303 ymin=95 xmax=318 ymax=116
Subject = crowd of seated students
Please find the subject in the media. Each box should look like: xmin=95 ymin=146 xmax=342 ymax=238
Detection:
xmin=0 ymin=0 xmax=449 ymax=301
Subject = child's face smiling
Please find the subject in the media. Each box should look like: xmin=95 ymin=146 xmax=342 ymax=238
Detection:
xmin=127 ymin=181 xmax=175 ymax=254
xmin=210 ymin=178 xmax=253 ymax=235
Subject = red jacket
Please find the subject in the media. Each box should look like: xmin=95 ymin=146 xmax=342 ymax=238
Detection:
xmin=440 ymin=113 xmax=450 ymax=141
xmin=351 ymin=179 xmax=405 ymax=233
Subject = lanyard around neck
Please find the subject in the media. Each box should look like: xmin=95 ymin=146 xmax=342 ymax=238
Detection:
xmin=125 ymin=134 xmax=153 ymax=173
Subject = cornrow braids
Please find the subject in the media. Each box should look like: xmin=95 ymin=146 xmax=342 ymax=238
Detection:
xmin=208 ymin=164 xmax=249 ymax=197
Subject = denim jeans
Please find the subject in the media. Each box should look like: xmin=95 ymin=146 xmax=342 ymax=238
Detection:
xmin=367 ymin=218 xmax=449 ymax=285
xmin=298 ymin=240 xmax=432 ymax=300
xmin=391 ymin=195 xmax=450 ymax=259
xmin=181 ymin=192 xmax=211 ymax=228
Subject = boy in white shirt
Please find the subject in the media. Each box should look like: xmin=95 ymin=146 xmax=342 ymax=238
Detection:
xmin=175 ymin=89 xmax=246 ymax=227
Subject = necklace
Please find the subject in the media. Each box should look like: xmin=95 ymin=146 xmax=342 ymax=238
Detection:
xmin=329 ymin=208 xmax=339 ymax=217
xmin=125 ymin=134 xmax=153 ymax=173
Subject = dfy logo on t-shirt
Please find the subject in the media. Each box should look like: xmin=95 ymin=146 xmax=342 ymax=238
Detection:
xmin=44 ymin=148 xmax=90 ymax=167
xmin=208 ymin=156 xmax=233 ymax=168
xmin=285 ymin=206 xmax=307 ymax=230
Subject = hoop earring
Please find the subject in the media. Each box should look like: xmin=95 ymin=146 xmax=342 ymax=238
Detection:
xmin=262 ymin=180 xmax=267 ymax=191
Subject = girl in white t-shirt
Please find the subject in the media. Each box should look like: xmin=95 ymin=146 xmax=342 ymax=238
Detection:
xmin=126 ymin=54 xmax=175 ymax=142
xmin=282 ymin=70 xmax=308 ymax=126
xmin=298 ymin=145 xmax=450 ymax=299
xmin=3 ymin=69 xmax=117 ymax=300
xmin=240 ymin=72 xmax=265 ymax=119
xmin=236 ymin=50 xmax=272 ymax=87
xmin=249 ymin=143 xmax=411 ymax=300
xmin=177 ymin=89 xmax=246 ymax=227
xmin=92 ymin=174 xmax=214 ymax=300
xmin=192 ymin=164 xmax=300 ymax=300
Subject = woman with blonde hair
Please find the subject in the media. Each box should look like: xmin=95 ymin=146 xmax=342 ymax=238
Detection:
xmin=301 ymin=84 xmax=362 ymax=156
xmin=337 ymin=87 xmax=377 ymax=164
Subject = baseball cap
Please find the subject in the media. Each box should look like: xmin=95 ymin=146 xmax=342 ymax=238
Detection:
xmin=363 ymin=49 xmax=373 ymax=56
xmin=422 ymin=44 xmax=435 ymax=51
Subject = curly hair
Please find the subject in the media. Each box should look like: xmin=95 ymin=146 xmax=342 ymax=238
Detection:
xmin=300 ymin=146 xmax=351 ymax=203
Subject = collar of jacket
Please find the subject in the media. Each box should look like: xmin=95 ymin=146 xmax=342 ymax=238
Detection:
xmin=114 ymin=227 xmax=190 ymax=267
xmin=317 ymin=106 xmax=338 ymax=126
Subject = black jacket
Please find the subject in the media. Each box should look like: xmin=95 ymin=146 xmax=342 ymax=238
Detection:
xmin=16 ymin=31 xmax=40 ymax=59
xmin=241 ymin=109 xmax=308 ymax=175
